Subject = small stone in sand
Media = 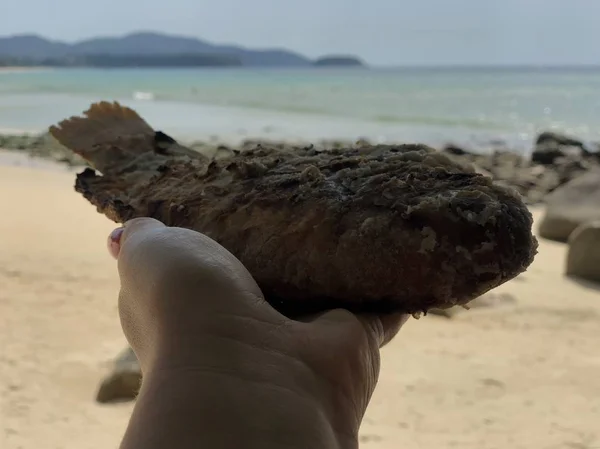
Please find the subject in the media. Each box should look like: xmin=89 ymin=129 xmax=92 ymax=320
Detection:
xmin=566 ymin=221 xmax=600 ymax=283
xmin=95 ymin=347 xmax=141 ymax=403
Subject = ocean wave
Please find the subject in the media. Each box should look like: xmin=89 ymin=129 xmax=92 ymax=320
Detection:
xmin=221 ymin=100 xmax=327 ymax=116
xmin=371 ymin=114 xmax=509 ymax=130
xmin=133 ymin=91 xmax=155 ymax=101
xmin=173 ymin=96 xmax=512 ymax=131
xmin=0 ymin=85 xmax=516 ymax=132
xmin=0 ymin=68 xmax=579 ymax=134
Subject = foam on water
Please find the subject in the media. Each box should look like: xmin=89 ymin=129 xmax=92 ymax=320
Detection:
xmin=132 ymin=91 xmax=155 ymax=101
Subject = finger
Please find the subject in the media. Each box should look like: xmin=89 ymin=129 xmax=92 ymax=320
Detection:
xmin=107 ymin=227 xmax=124 ymax=259
xmin=120 ymin=217 xmax=166 ymax=247
xmin=106 ymin=218 xmax=165 ymax=259
xmin=114 ymin=219 xmax=273 ymax=317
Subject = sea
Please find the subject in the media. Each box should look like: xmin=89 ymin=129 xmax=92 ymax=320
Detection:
xmin=2 ymin=66 xmax=600 ymax=154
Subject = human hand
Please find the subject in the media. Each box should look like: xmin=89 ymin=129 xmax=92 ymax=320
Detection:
xmin=109 ymin=218 xmax=408 ymax=449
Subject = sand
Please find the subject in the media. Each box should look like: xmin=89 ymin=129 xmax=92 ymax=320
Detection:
xmin=1 ymin=152 xmax=599 ymax=449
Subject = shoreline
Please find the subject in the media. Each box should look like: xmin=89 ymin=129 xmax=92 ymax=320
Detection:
xmin=0 ymin=148 xmax=80 ymax=173
xmin=1 ymin=124 xmax=598 ymax=208
xmin=0 ymin=126 xmax=540 ymax=157
xmin=0 ymin=107 xmax=537 ymax=155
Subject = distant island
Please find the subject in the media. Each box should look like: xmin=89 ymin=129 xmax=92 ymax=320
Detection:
xmin=0 ymin=32 xmax=367 ymax=69
xmin=314 ymin=56 xmax=365 ymax=67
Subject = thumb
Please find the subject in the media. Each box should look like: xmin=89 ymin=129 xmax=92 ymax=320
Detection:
xmin=107 ymin=217 xmax=166 ymax=260
xmin=110 ymin=217 xmax=269 ymax=317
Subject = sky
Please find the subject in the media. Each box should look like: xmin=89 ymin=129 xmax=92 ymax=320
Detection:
xmin=1 ymin=0 xmax=599 ymax=66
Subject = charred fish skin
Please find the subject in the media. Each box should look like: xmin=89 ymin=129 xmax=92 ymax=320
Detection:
xmin=50 ymin=102 xmax=538 ymax=316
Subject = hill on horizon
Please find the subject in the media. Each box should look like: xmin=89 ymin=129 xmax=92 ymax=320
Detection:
xmin=0 ymin=31 xmax=364 ymax=67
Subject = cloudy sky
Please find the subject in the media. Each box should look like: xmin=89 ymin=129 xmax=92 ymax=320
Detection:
xmin=1 ymin=0 xmax=597 ymax=65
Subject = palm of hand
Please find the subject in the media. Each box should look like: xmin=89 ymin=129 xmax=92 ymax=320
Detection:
xmin=112 ymin=218 xmax=406 ymax=444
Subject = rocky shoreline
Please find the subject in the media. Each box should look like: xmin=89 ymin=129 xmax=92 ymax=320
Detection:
xmin=1 ymin=129 xmax=598 ymax=206
xmin=441 ymin=131 xmax=600 ymax=205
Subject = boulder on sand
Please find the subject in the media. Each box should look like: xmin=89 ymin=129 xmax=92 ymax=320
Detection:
xmin=535 ymin=131 xmax=585 ymax=149
xmin=96 ymin=347 xmax=141 ymax=403
xmin=566 ymin=221 xmax=600 ymax=283
xmin=538 ymin=170 xmax=600 ymax=242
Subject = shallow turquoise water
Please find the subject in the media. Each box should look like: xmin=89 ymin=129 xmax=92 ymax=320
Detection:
xmin=2 ymin=67 xmax=600 ymax=151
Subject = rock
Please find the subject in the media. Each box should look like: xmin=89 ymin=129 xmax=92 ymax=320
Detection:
xmin=491 ymin=149 xmax=526 ymax=167
xmin=438 ymin=146 xmax=591 ymax=205
xmin=532 ymin=144 xmax=582 ymax=165
xmin=472 ymin=165 xmax=493 ymax=178
xmin=355 ymin=137 xmax=372 ymax=147
xmin=554 ymin=157 xmax=591 ymax=185
xmin=443 ymin=144 xmax=472 ymax=156
xmin=532 ymin=131 xmax=586 ymax=165
xmin=536 ymin=131 xmax=585 ymax=149
xmin=538 ymin=170 xmax=600 ymax=242
xmin=96 ymin=347 xmax=141 ymax=403
xmin=427 ymin=292 xmax=517 ymax=318
xmin=566 ymin=221 xmax=600 ymax=283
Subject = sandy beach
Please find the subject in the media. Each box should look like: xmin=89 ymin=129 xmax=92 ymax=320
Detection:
xmin=1 ymin=151 xmax=599 ymax=449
